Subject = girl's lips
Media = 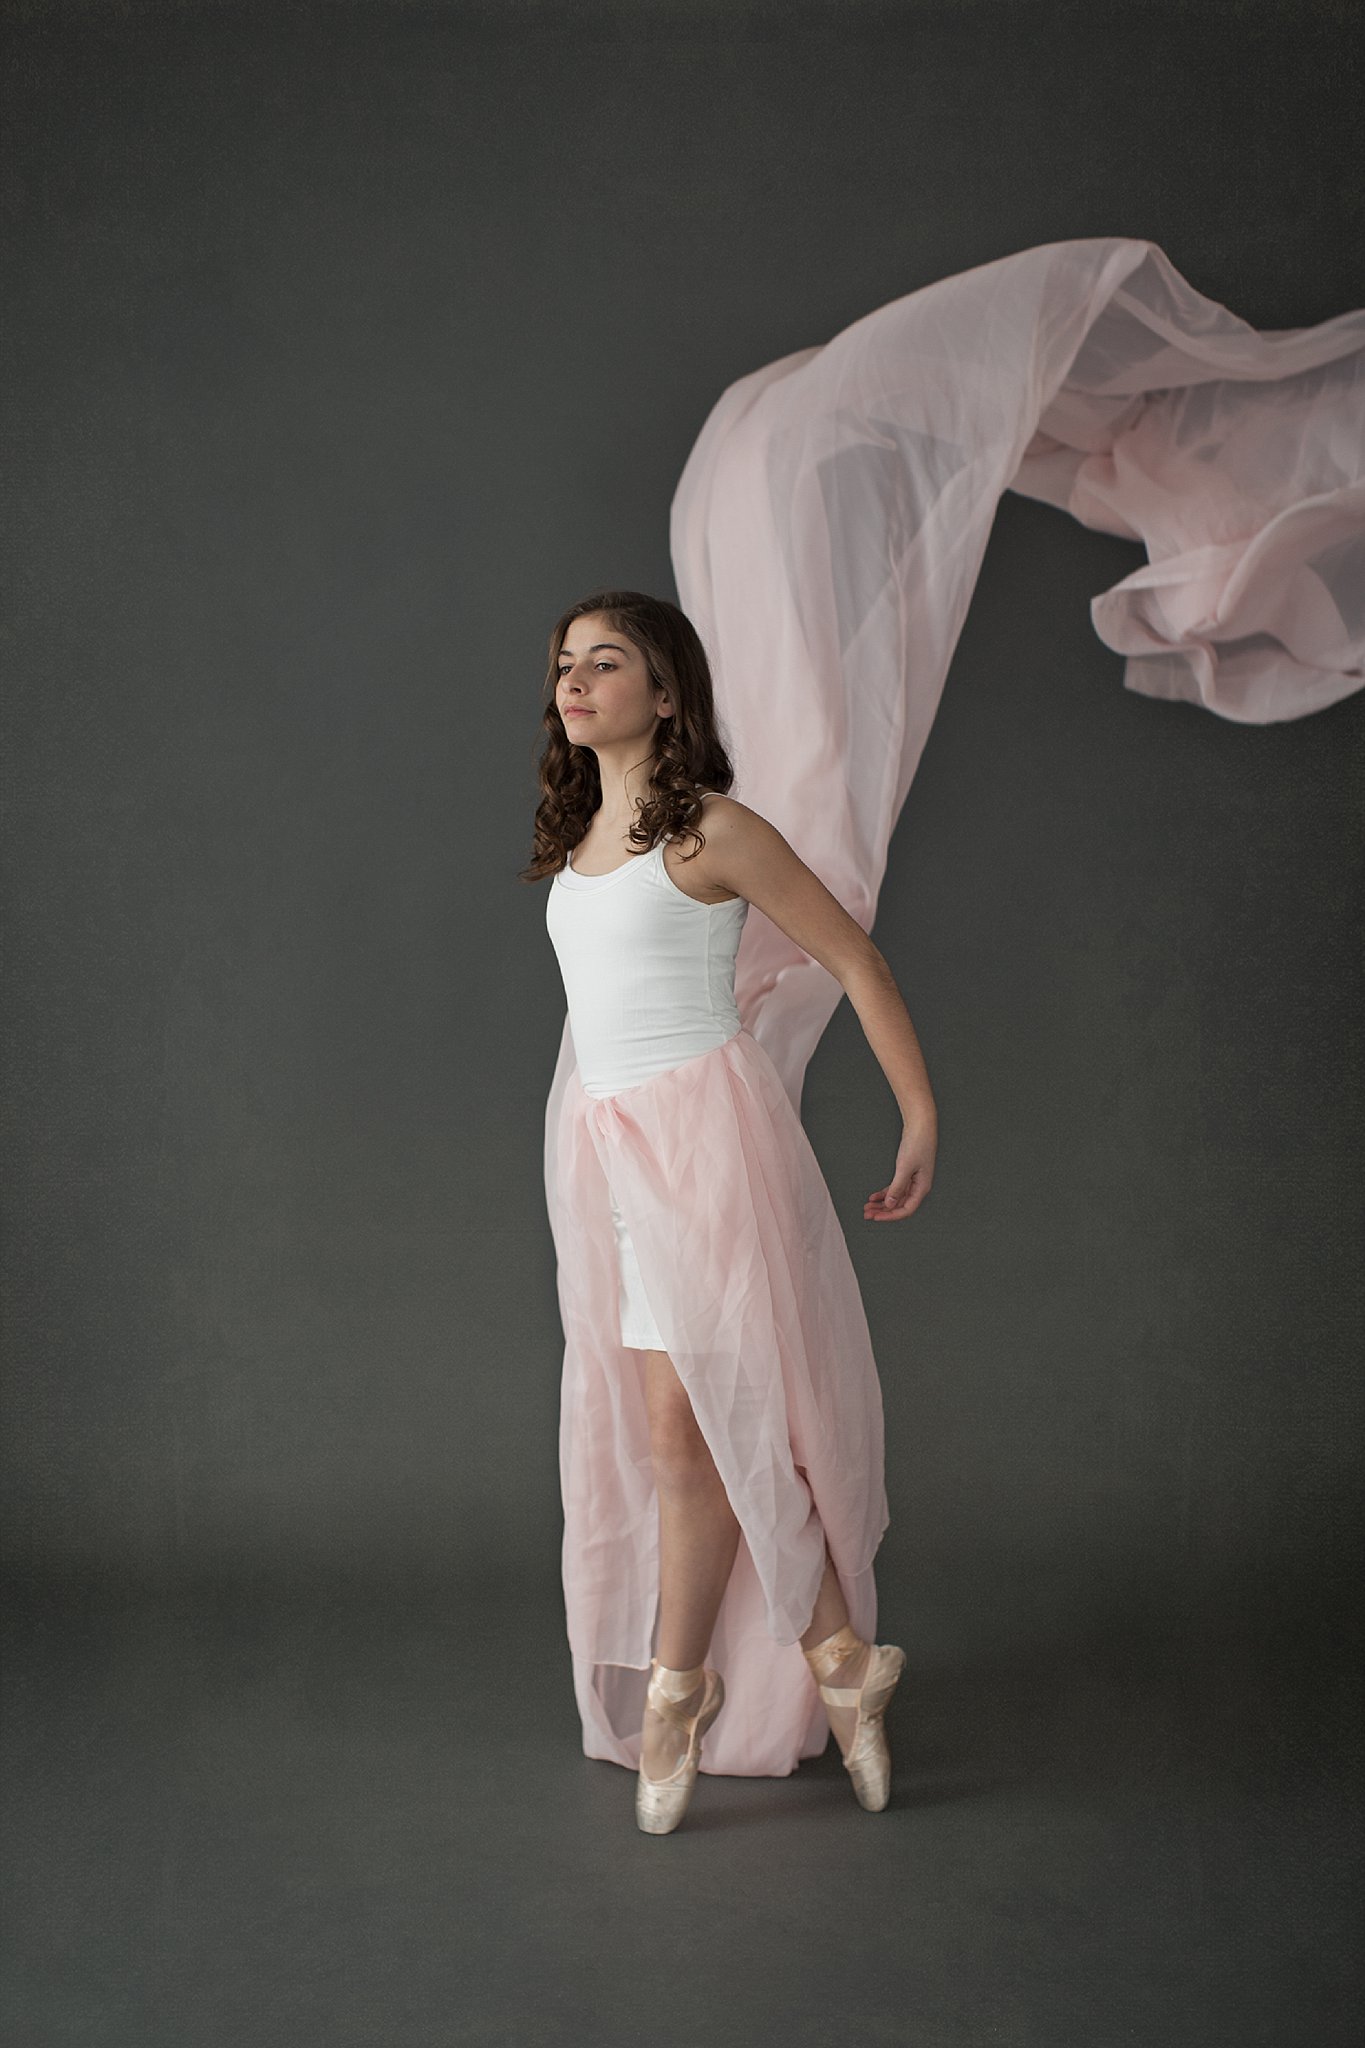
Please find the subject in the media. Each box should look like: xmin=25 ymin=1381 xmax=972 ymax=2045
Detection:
xmin=564 ymin=708 xmax=595 ymax=718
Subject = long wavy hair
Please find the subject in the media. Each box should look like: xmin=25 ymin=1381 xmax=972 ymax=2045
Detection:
xmin=519 ymin=589 xmax=736 ymax=882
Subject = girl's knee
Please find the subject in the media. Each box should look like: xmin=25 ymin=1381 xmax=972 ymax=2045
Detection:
xmin=649 ymin=1403 xmax=716 ymax=1487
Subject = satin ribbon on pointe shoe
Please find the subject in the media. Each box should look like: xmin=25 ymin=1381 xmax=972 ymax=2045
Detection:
xmin=635 ymin=1657 xmax=726 ymax=1836
xmin=803 ymin=1622 xmax=908 ymax=1813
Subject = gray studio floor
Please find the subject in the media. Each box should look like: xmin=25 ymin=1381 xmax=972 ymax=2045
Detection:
xmin=4 ymin=1563 xmax=1357 ymax=2047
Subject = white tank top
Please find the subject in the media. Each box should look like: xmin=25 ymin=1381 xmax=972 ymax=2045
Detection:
xmin=545 ymin=834 xmax=750 ymax=1098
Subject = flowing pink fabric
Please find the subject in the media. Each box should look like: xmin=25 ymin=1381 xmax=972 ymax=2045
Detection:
xmin=670 ymin=235 xmax=1365 ymax=1107
xmin=545 ymin=237 xmax=1363 ymax=1778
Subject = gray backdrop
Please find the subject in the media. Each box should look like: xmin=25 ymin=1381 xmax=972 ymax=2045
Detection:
xmin=3 ymin=3 xmax=1362 ymax=2044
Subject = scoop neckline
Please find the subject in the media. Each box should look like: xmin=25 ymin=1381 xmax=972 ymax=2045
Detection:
xmin=564 ymin=837 xmax=669 ymax=881
xmin=567 ymin=844 xmax=653 ymax=877
xmin=556 ymin=837 xmax=746 ymax=912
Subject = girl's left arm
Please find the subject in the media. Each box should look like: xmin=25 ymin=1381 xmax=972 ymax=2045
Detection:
xmin=701 ymin=797 xmax=938 ymax=1223
xmin=841 ymin=952 xmax=938 ymax=1222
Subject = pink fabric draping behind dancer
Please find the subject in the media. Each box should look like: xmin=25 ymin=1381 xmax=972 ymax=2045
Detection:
xmin=545 ymin=237 xmax=1364 ymax=1778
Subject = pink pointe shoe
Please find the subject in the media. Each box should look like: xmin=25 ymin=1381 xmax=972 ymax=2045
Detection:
xmin=803 ymin=1622 xmax=908 ymax=1812
xmin=634 ymin=1657 xmax=726 ymax=1835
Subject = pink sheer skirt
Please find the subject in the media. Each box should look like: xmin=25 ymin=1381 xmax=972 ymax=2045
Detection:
xmin=543 ymin=1022 xmax=890 ymax=1777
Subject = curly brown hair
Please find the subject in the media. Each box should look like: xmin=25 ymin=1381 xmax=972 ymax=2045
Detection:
xmin=518 ymin=588 xmax=736 ymax=882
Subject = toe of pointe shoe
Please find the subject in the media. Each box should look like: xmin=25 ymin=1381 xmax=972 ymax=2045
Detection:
xmin=634 ymin=1670 xmax=725 ymax=1835
xmin=635 ymin=1765 xmax=697 ymax=1834
xmin=845 ymin=1740 xmax=892 ymax=1812
xmin=832 ymin=1644 xmax=907 ymax=1813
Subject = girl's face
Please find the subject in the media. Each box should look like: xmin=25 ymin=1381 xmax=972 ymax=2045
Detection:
xmin=555 ymin=613 xmax=672 ymax=746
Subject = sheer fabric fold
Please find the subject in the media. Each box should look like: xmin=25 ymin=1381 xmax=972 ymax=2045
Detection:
xmin=544 ymin=237 xmax=1362 ymax=1776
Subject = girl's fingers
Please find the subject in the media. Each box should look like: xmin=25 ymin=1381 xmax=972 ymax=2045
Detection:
xmin=863 ymin=1177 xmax=930 ymax=1218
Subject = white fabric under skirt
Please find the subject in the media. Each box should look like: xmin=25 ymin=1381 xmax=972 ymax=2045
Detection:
xmin=608 ymin=1186 xmax=667 ymax=1351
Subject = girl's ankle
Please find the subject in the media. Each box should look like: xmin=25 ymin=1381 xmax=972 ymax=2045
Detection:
xmin=802 ymin=1623 xmax=869 ymax=1688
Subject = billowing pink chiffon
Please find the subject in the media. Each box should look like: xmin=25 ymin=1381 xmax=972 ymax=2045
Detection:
xmin=672 ymin=236 xmax=1365 ymax=1105
xmin=545 ymin=237 xmax=1364 ymax=1778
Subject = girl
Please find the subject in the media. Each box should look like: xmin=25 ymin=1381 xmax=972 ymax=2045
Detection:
xmin=525 ymin=589 xmax=937 ymax=1833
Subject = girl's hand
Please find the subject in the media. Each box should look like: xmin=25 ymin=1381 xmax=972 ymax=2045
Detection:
xmin=864 ymin=1117 xmax=936 ymax=1222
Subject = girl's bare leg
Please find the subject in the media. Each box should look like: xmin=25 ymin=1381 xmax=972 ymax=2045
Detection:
xmin=641 ymin=1347 xmax=742 ymax=1779
xmin=799 ymin=1546 xmax=852 ymax=1651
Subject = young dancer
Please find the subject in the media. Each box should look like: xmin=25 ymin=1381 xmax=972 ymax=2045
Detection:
xmin=526 ymin=589 xmax=937 ymax=1833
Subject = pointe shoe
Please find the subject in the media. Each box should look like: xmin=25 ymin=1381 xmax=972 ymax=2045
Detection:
xmin=803 ymin=1622 xmax=907 ymax=1812
xmin=634 ymin=1657 xmax=726 ymax=1835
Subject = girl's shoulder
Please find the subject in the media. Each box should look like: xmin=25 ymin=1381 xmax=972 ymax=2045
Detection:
xmin=693 ymin=790 xmax=768 ymax=835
